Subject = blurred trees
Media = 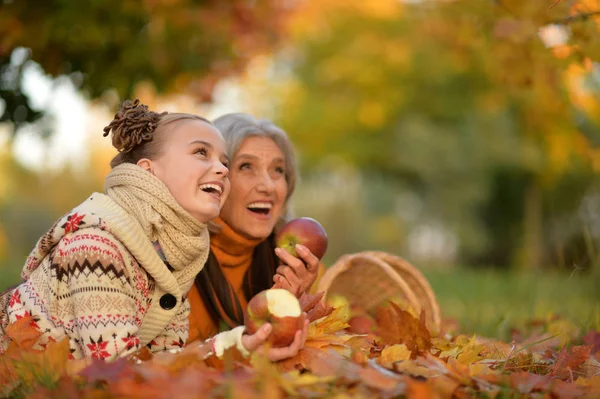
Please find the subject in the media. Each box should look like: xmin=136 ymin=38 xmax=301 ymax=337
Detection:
xmin=0 ymin=0 xmax=291 ymax=133
xmin=267 ymin=0 xmax=600 ymax=269
xmin=1 ymin=0 xmax=600 ymax=275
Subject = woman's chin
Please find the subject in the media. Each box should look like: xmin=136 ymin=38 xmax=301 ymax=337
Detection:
xmin=241 ymin=225 xmax=273 ymax=241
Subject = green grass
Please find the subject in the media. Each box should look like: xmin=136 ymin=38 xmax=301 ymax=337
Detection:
xmin=423 ymin=267 xmax=600 ymax=340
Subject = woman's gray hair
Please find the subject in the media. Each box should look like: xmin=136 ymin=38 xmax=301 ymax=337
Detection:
xmin=212 ymin=113 xmax=298 ymax=231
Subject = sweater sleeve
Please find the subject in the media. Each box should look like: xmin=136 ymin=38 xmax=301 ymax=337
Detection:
xmin=54 ymin=229 xmax=146 ymax=360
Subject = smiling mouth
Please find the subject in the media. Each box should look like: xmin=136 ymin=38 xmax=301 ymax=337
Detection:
xmin=199 ymin=183 xmax=223 ymax=199
xmin=247 ymin=202 xmax=272 ymax=216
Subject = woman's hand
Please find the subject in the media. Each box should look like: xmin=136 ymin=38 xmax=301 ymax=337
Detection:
xmin=272 ymin=244 xmax=320 ymax=297
xmin=241 ymin=316 xmax=309 ymax=362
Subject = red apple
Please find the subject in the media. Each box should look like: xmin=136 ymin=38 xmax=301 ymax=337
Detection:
xmin=244 ymin=288 xmax=305 ymax=347
xmin=276 ymin=217 xmax=328 ymax=260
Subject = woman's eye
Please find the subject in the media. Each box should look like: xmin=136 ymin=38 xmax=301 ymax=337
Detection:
xmin=275 ymin=166 xmax=285 ymax=175
xmin=239 ymin=162 xmax=251 ymax=170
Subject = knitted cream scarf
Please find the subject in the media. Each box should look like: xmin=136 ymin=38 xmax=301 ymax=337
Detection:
xmin=104 ymin=163 xmax=210 ymax=290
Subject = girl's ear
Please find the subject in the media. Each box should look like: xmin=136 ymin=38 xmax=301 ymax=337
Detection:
xmin=137 ymin=158 xmax=153 ymax=173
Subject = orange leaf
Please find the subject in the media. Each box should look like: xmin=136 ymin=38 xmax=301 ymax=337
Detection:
xmin=4 ymin=315 xmax=42 ymax=349
xmin=375 ymin=301 xmax=432 ymax=357
xmin=406 ymin=379 xmax=436 ymax=399
xmin=378 ymin=344 xmax=411 ymax=368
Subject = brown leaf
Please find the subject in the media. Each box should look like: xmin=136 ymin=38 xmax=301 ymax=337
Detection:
xmin=550 ymin=345 xmax=591 ymax=380
xmin=583 ymin=330 xmax=600 ymax=355
xmin=509 ymin=371 xmax=552 ymax=394
xmin=299 ymin=291 xmax=324 ymax=312
xmin=299 ymin=291 xmax=334 ymax=322
xmin=375 ymin=301 xmax=432 ymax=357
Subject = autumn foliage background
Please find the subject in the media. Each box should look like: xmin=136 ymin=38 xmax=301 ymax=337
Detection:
xmin=0 ymin=0 xmax=600 ymax=397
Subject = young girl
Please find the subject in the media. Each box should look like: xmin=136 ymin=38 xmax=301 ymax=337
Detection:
xmin=0 ymin=100 xmax=306 ymax=361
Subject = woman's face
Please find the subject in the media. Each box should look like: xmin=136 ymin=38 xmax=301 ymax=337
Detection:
xmin=220 ymin=136 xmax=289 ymax=240
xmin=140 ymin=119 xmax=230 ymax=223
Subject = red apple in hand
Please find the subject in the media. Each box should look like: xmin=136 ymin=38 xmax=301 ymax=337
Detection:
xmin=244 ymin=289 xmax=305 ymax=347
xmin=276 ymin=217 xmax=328 ymax=260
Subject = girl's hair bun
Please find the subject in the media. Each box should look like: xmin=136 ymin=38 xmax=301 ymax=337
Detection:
xmin=102 ymin=99 xmax=168 ymax=153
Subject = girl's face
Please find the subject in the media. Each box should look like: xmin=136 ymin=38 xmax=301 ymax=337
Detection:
xmin=220 ymin=136 xmax=288 ymax=240
xmin=139 ymin=120 xmax=230 ymax=223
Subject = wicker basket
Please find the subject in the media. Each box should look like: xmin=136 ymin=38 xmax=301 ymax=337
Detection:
xmin=316 ymin=251 xmax=441 ymax=332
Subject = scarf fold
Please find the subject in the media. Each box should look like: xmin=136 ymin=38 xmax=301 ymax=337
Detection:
xmin=104 ymin=163 xmax=209 ymax=291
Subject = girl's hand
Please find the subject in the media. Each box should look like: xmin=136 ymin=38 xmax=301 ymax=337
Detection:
xmin=241 ymin=316 xmax=309 ymax=362
xmin=272 ymin=244 xmax=320 ymax=297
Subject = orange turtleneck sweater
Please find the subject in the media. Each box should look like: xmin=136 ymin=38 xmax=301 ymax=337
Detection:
xmin=187 ymin=217 xmax=262 ymax=343
xmin=187 ymin=217 xmax=326 ymax=343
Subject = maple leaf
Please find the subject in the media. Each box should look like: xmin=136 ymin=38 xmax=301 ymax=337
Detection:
xmin=307 ymin=306 xmax=349 ymax=339
xmin=550 ymin=345 xmax=591 ymax=380
xmin=583 ymin=330 xmax=600 ymax=355
xmin=4 ymin=315 xmax=42 ymax=349
xmin=375 ymin=301 xmax=432 ymax=357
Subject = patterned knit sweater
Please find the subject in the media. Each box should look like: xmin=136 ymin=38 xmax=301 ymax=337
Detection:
xmin=0 ymin=193 xmax=247 ymax=360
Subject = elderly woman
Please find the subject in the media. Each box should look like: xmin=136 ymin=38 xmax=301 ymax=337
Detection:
xmin=0 ymin=102 xmax=306 ymax=362
xmin=187 ymin=113 xmax=324 ymax=346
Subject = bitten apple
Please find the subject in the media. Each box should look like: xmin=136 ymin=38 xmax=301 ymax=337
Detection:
xmin=244 ymin=289 xmax=305 ymax=347
xmin=276 ymin=217 xmax=328 ymax=260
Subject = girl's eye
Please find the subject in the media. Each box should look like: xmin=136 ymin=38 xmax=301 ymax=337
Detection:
xmin=222 ymin=160 xmax=229 ymax=168
xmin=195 ymin=147 xmax=208 ymax=156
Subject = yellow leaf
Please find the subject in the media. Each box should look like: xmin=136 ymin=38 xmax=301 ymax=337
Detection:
xmin=379 ymin=344 xmax=412 ymax=368
xmin=308 ymin=306 xmax=350 ymax=339
xmin=457 ymin=337 xmax=486 ymax=365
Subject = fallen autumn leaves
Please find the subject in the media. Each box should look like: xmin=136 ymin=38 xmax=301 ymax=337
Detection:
xmin=1 ymin=292 xmax=599 ymax=398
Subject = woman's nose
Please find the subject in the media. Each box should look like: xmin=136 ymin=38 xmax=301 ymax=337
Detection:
xmin=256 ymin=173 xmax=275 ymax=193
xmin=214 ymin=160 xmax=229 ymax=176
